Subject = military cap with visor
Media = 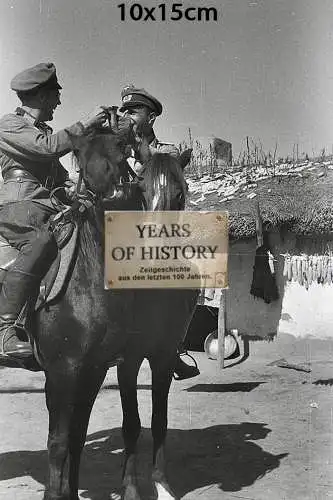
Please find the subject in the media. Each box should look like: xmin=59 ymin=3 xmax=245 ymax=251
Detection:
xmin=119 ymin=86 xmax=163 ymax=116
xmin=10 ymin=62 xmax=62 ymax=92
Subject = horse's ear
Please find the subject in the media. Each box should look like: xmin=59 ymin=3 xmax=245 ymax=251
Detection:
xmin=179 ymin=148 xmax=192 ymax=170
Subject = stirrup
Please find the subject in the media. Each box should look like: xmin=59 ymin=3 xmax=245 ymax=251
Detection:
xmin=0 ymin=324 xmax=33 ymax=359
xmin=179 ymin=350 xmax=199 ymax=368
xmin=173 ymin=351 xmax=200 ymax=381
xmin=0 ymin=324 xmax=9 ymax=356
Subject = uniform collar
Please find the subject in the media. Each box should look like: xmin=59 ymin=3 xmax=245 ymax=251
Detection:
xmin=15 ymin=107 xmax=53 ymax=135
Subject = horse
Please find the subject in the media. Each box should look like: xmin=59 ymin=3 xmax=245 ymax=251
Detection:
xmin=29 ymin=119 xmax=198 ymax=500
xmin=117 ymin=153 xmax=199 ymax=500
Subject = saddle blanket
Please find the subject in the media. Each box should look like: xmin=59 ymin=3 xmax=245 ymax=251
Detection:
xmin=0 ymin=222 xmax=78 ymax=310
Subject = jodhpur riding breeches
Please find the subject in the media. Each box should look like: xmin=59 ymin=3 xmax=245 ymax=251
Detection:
xmin=0 ymin=200 xmax=58 ymax=317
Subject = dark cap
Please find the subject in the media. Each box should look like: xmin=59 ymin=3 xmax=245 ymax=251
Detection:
xmin=119 ymin=85 xmax=162 ymax=116
xmin=10 ymin=62 xmax=62 ymax=92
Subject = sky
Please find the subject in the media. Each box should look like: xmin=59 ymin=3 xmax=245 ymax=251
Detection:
xmin=0 ymin=0 xmax=333 ymax=162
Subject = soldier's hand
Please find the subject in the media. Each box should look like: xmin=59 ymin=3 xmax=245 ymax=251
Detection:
xmin=122 ymin=110 xmax=150 ymax=141
xmin=136 ymin=135 xmax=152 ymax=164
xmin=134 ymin=122 xmax=152 ymax=142
xmin=65 ymin=184 xmax=76 ymax=201
xmin=80 ymin=106 xmax=110 ymax=131
xmin=64 ymin=180 xmax=76 ymax=201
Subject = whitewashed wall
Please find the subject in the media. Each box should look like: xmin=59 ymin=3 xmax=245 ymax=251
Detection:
xmin=279 ymin=281 xmax=333 ymax=339
xmin=207 ymin=232 xmax=333 ymax=339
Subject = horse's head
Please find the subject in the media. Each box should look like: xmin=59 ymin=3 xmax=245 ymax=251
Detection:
xmin=71 ymin=115 xmax=135 ymax=197
xmin=142 ymin=149 xmax=192 ymax=211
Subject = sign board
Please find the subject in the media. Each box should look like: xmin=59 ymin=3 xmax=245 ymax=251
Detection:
xmin=104 ymin=211 xmax=228 ymax=289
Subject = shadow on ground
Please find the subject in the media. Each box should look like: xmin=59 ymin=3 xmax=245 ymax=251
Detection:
xmin=313 ymin=378 xmax=333 ymax=386
xmin=0 ymin=384 xmax=150 ymax=394
xmin=0 ymin=382 xmax=265 ymax=395
xmin=186 ymin=382 xmax=265 ymax=393
xmin=0 ymin=423 xmax=288 ymax=499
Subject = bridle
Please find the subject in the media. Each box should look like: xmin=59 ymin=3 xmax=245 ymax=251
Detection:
xmin=49 ymin=109 xmax=147 ymax=224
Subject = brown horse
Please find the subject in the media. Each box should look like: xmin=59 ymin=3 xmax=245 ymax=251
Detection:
xmin=31 ymin=120 xmax=197 ymax=500
xmin=118 ymin=153 xmax=199 ymax=500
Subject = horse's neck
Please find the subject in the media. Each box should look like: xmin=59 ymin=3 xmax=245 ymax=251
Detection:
xmin=76 ymin=208 xmax=104 ymax=280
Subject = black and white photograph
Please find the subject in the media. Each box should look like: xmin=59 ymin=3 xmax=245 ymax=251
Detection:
xmin=0 ymin=1 xmax=332 ymax=499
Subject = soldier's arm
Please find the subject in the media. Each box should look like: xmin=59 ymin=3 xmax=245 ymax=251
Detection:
xmin=0 ymin=116 xmax=85 ymax=162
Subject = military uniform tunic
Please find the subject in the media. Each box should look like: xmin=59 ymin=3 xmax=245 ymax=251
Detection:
xmin=127 ymin=135 xmax=180 ymax=175
xmin=0 ymin=110 xmax=84 ymax=207
xmin=0 ymin=110 xmax=86 ymax=293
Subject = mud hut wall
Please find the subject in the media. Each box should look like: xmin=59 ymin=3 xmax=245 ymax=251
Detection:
xmin=225 ymin=238 xmax=285 ymax=338
xmin=274 ymin=232 xmax=333 ymax=339
xmin=226 ymin=232 xmax=333 ymax=340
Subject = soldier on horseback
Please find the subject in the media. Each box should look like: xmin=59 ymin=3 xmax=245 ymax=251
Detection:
xmin=0 ymin=62 xmax=109 ymax=362
xmin=119 ymin=85 xmax=200 ymax=380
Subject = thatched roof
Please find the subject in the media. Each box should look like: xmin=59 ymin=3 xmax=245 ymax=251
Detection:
xmin=185 ymin=167 xmax=333 ymax=240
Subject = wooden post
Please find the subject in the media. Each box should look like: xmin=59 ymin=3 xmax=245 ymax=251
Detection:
xmin=217 ymin=288 xmax=226 ymax=369
xmin=254 ymin=199 xmax=263 ymax=247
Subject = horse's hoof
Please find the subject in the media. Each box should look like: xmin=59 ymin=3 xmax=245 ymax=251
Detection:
xmin=152 ymin=481 xmax=178 ymax=500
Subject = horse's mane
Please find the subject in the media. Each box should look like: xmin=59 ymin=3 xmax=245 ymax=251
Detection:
xmin=70 ymin=205 xmax=102 ymax=280
xmin=143 ymin=153 xmax=188 ymax=209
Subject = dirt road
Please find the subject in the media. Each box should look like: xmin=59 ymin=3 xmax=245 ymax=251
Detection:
xmin=0 ymin=333 xmax=332 ymax=500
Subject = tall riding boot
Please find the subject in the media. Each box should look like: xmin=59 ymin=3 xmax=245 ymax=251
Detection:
xmin=0 ymin=313 xmax=32 ymax=358
xmin=0 ymin=269 xmax=39 ymax=359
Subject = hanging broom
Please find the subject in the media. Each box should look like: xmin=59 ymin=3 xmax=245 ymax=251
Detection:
xmin=250 ymin=199 xmax=279 ymax=304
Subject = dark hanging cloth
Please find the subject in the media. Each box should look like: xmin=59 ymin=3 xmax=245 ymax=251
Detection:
xmin=250 ymin=245 xmax=279 ymax=304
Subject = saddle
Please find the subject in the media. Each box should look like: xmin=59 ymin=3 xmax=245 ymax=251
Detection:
xmin=0 ymin=179 xmax=143 ymax=371
xmin=0 ymin=217 xmax=78 ymax=371
xmin=0 ymin=213 xmax=79 ymax=311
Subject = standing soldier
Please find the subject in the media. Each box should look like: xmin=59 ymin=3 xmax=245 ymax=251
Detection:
xmin=119 ymin=85 xmax=200 ymax=380
xmin=0 ymin=62 xmax=109 ymax=362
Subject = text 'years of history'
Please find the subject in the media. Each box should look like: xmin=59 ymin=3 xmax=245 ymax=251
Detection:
xmin=105 ymin=212 xmax=228 ymax=289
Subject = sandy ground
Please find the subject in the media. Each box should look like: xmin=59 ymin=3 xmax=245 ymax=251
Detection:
xmin=0 ymin=333 xmax=333 ymax=500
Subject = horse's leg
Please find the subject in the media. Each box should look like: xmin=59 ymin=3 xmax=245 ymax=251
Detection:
xmin=117 ymin=356 xmax=143 ymax=500
xmin=43 ymin=364 xmax=80 ymax=500
xmin=68 ymin=364 xmax=107 ymax=499
xmin=149 ymin=354 xmax=178 ymax=500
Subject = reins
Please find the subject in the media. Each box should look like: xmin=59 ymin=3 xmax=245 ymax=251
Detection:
xmin=50 ymin=107 xmax=148 ymax=221
xmin=49 ymin=158 xmax=96 ymax=227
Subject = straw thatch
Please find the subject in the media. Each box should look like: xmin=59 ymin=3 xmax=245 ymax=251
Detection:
xmin=186 ymin=168 xmax=333 ymax=240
